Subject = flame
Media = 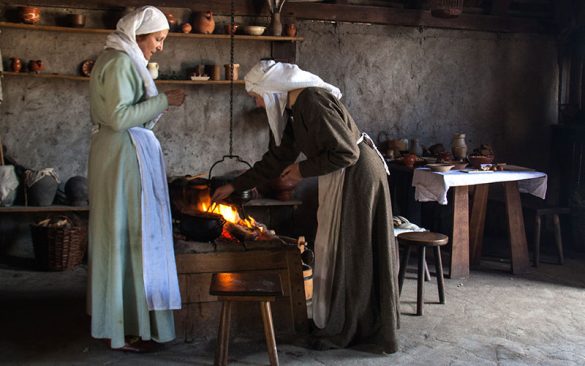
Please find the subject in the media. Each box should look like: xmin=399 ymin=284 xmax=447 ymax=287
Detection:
xmin=198 ymin=195 xmax=262 ymax=231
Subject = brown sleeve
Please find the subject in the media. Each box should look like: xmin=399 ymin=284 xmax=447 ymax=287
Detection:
xmin=232 ymin=119 xmax=300 ymax=192
xmin=297 ymin=90 xmax=360 ymax=177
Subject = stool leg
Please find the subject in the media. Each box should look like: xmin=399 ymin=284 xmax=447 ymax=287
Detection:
xmin=433 ymin=246 xmax=445 ymax=304
xmin=398 ymin=245 xmax=411 ymax=295
xmin=259 ymin=301 xmax=279 ymax=366
xmin=424 ymin=260 xmax=431 ymax=282
xmin=553 ymin=214 xmax=565 ymax=265
xmin=215 ymin=301 xmax=232 ymax=366
xmin=534 ymin=215 xmax=541 ymax=267
xmin=417 ymin=246 xmax=426 ymax=316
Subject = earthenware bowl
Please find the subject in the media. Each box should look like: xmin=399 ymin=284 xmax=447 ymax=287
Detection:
xmin=243 ymin=25 xmax=266 ymax=36
xmin=426 ymin=163 xmax=455 ymax=173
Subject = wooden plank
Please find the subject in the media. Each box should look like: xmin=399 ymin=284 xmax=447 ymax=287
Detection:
xmin=469 ymin=184 xmax=489 ymax=266
xmin=3 ymin=2 xmax=551 ymax=34
xmin=449 ymin=185 xmax=469 ymax=279
xmin=176 ymin=249 xmax=291 ymax=273
xmin=0 ymin=205 xmax=89 ymax=213
xmin=503 ymin=181 xmax=530 ymax=274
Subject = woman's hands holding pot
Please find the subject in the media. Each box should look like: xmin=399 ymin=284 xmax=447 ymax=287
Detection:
xmin=280 ymin=163 xmax=302 ymax=185
xmin=165 ymin=89 xmax=185 ymax=106
xmin=211 ymin=183 xmax=235 ymax=202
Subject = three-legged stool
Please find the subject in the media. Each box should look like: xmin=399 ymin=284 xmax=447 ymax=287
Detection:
xmin=210 ymin=272 xmax=283 ymax=366
xmin=397 ymin=231 xmax=449 ymax=316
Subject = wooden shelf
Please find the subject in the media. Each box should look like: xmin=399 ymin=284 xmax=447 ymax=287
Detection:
xmin=0 ymin=21 xmax=304 ymax=42
xmin=0 ymin=71 xmax=246 ymax=85
xmin=0 ymin=205 xmax=89 ymax=213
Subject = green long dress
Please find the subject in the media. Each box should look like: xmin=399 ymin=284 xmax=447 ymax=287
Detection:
xmin=233 ymin=87 xmax=400 ymax=353
xmin=88 ymin=49 xmax=175 ymax=349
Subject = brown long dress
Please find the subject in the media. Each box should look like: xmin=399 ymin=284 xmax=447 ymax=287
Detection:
xmin=233 ymin=87 xmax=400 ymax=353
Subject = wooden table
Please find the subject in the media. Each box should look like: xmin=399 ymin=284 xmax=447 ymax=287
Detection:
xmin=412 ymin=168 xmax=547 ymax=278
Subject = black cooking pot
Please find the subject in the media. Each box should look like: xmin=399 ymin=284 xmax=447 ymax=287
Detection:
xmin=180 ymin=211 xmax=225 ymax=242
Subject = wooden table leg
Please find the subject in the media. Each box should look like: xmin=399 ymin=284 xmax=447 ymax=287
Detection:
xmin=470 ymin=184 xmax=489 ymax=266
xmin=215 ymin=300 xmax=232 ymax=366
xmin=504 ymin=181 xmax=530 ymax=274
xmin=449 ymin=185 xmax=469 ymax=279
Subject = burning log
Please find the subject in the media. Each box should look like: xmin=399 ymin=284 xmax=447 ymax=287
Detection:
xmin=224 ymin=221 xmax=259 ymax=242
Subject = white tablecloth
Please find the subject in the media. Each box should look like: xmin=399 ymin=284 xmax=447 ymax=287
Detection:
xmin=412 ymin=168 xmax=548 ymax=205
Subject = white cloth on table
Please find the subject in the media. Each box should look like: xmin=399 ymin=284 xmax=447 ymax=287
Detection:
xmin=412 ymin=168 xmax=548 ymax=205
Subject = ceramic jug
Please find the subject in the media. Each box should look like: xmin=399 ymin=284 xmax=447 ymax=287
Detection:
xmin=147 ymin=62 xmax=159 ymax=79
xmin=10 ymin=58 xmax=22 ymax=73
xmin=451 ymin=133 xmax=468 ymax=161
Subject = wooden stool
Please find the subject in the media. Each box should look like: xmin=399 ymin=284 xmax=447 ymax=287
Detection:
xmin=397 ymin=231 xmax=449 ymax=316
xmin=210 ymin=272 xmax=284 ymax=366
xmin=533 ymin=207 xmax=570 ymax=267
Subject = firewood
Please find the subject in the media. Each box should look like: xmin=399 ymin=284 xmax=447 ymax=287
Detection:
xmin=224 ymin=222 xmax=259 ymax=242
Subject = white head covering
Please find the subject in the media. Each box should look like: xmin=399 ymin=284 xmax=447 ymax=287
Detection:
xmin=244 ymin=60 xmax=342 ymax=146
xmin=105 ymin=6 xmax=169 ymax=127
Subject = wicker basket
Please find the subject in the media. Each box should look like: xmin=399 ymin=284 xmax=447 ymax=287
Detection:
xmin=31 ymin=216 xmax=88 ymax=271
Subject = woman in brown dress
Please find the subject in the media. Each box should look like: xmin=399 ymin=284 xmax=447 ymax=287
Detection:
xmin=212 ymin=60 xmax=399 ymax=353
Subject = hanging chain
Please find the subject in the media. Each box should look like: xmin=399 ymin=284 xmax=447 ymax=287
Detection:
xmin=228 ymin=0 xmax=235 ymax=156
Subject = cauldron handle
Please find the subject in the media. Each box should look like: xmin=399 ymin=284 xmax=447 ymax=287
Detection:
xmin=208 ymin=154 xmax=252 ymax=180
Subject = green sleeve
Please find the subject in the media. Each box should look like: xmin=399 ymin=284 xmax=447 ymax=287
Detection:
xmin=297 ymin=93 xmax=360 ymax=177
xmin=100 ymin=54 xmax=168 ymax=131
xmin=232 ymin=120 xmax=300 ymax=192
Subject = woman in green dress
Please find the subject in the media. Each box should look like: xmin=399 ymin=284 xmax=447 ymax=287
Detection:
xmin=212 ymin=60 xmax=400 ymax=353
xmin=88 ymin=6 xmax=185 ymax=351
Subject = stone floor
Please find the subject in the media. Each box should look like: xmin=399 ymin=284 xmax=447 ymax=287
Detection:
xmin=1 ymin=254 xmax=584 ymax=365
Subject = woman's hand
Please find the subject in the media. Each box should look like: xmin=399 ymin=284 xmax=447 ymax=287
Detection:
xmin=280 ymin=163 xmax=302 ymax=184
xmin=165 ymin=89 xmax=185 ymax=106
xmin=211 ymin=184 xmax=235 ymax=202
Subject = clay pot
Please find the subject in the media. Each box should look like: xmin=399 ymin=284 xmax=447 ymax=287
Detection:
xmin=224 ymin=64 xmax=240 ymax=81
xmin=27 ymin=175 xmax=58 ymax=206
xmin=207 ymin=65 xmax=221 ymax=81
xmin=192 ymin=11 xmax=215 ymax=34
xmin=268 ymin=176 xmax=299 ymax=201
xmin=68 ymin=13 xmax=86 ymax=28
xmin=181 ymin=22 xmax=192 ymax=34
xmin=28 ymin=60 xmax=43 ymax=74
xmin=165 ymin=13 xmax=177 ymax=30
xmin=285 ymin=23 xmax=297 ymax=37
xmin=80 ymin=59 xmax=94 ymax=77
xmin=224 ymin=23 xmax=238 ymax=35
xmin=65 ymin=176 xmax=88 ymax=206
xmin=20 ymin=6 xmax=41 ymax=25
xmin=10 ymin=57 xmax=22 ymax=73
xmin=403 ymin=153 xmax=417 ymax=168
xmin=451 ymin=133 xmax=468 ymax=161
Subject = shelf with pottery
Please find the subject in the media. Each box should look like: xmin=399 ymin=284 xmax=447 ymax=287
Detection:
xmin=0 ymin=21 xmax=304 ymax=42
xmin=0 ymin=71 xmax=246 ymax=85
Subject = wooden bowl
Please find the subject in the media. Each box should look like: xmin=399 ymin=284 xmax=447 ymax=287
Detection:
xmin=467 ymin=155 xmax=495 ymax=169
xmin=443 ymin=161 xmax=468 ymax=170
xmin=427 ymin=163 xmax=454 ymax=172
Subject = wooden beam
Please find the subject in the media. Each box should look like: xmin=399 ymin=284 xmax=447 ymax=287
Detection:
xmin=1 ymin=0 xmax=553 ymax=33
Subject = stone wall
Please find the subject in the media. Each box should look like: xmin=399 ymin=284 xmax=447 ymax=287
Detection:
xmin=0 ymin=7 xmax=558 ymax=255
